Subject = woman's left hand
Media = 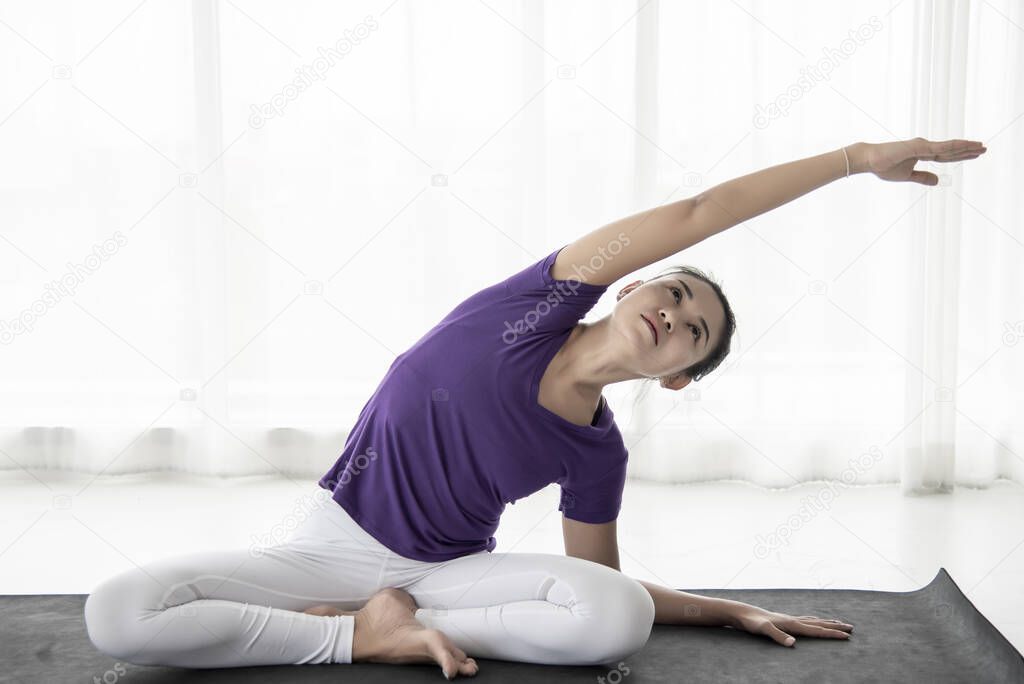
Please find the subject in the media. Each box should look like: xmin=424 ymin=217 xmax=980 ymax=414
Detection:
xmin=860 ymin=137 xmax=987 ymax=185
xmin=726 ymin=603 xmax=854 ymax=647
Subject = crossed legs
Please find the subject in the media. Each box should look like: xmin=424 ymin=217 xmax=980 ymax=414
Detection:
xmin=83 ymin=498 xmax=654 ymax=675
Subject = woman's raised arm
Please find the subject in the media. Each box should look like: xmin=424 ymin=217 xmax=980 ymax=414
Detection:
xmin=551 ymin=138 xmax=987 ymax=287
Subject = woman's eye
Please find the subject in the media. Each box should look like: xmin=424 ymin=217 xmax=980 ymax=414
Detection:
xmin=672 ymin=287 xmax=682 ymax=303
xmin=691 ymin=324 xmax=700 ymax=341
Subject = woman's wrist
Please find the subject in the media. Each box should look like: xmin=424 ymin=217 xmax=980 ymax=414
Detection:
xmin=717 ymin=598 xmax=753 ymax=629
xmin=844 ymin=142 xmax=870 ymax=175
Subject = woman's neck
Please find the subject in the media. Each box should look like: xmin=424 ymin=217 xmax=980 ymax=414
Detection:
xmin=550 ymin=318 xmax=640 ymax=403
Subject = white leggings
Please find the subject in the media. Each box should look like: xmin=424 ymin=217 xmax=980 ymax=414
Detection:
xmin=84 ymin=487 xmax=655 ymax=668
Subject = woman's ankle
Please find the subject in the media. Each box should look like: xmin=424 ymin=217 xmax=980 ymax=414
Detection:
xmin=351 ymin=612 xmax=376 ymax=662
xmin=303 ymin=604 xmax=357 ymax=618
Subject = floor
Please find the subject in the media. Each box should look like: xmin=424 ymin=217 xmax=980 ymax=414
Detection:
xmin=2 ymin=470 xmax=1022 ymax=653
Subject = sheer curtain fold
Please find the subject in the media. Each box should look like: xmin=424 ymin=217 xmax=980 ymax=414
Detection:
xmin=899 ymin=0 xmax=970 ymax=493
xmin=0 ymin=1 xmax=1019 ymax=489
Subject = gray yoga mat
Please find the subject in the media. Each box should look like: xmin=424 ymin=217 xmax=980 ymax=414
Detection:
xmin=2 ymin=568 xmax=1021 ymax=683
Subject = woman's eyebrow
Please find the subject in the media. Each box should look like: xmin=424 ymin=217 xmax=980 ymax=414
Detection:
xmin=676 ymin=279 xmax=710 ymax=349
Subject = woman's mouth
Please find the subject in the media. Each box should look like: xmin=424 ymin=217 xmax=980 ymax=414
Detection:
xmin=641 ymin=314 xmax=658 ymax=345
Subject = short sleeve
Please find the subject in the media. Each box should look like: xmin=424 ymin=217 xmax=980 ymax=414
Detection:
xmin=557 ymin=455 xmax=628 ymax=524
xmin=432 ymin=245 xmax=607 ymax=340
xmin=499 ymin=245 xmax=609 ymax=339
xmin=505 ymin=244 xmax=609 ymax=296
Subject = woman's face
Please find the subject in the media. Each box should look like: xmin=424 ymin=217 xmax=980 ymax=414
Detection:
xmin=611 ymin=273 xmax=725 ymax=385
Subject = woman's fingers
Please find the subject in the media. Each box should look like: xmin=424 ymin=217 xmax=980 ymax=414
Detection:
xmin=796 ymin=616 xmax=854 ymax=631
xmin=934 ymin=138 xmax=984 ymax=150
xmin=940 ymin=153 xmax=983 ymax=163
xmin=934 ymin=149 xmax=986 ymax=161
xmin=924 ymin=138 xmax=987 ymax=160
xmin=765 ymin=623 xmax=797 ymax=646
xmin=899 ymin=137 xmax=987 ymax=184
xmin=791 ymin=622 xmax=852 ymax=639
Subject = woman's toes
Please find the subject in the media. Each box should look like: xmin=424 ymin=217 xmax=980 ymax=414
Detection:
xmin=452 ymin=647 xmax=477 ymax=676
xmin=422 ymin=630 xmax=449 ymax=660
xmin=422 ymin=629 xmax=466 ymax=679
xmin=458 ymin=656 xmax=479 ymax=677
xmin=433 ymin=647 xmax=458 ymax=678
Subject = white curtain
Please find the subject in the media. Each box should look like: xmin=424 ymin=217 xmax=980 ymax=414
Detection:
xmin=1 ymin=1 xmax=1020 ymax=493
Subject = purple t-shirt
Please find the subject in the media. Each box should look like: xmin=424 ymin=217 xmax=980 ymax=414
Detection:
xmin=318 ymin=244 xmax=629 ymax=562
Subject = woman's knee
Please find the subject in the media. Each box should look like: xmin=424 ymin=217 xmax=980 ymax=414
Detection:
xmin=84 ymin=581 xmax=124 ymax=659
xmin=564 ymin=569 xmax=656 ymax=664
xmin=593 ymin=575 xmax=655 ymax=661
xmin=84 ymin=570 xmax=157 ymax=663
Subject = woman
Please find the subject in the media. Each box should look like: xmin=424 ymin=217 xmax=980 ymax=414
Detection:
xmin=83 ymin=137 xmax=985 ymax=679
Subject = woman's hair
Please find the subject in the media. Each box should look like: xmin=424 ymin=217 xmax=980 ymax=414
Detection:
xmin=643 ymin=265 xmax=736 ymax=384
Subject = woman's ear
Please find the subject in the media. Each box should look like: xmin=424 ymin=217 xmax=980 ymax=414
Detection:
xmin=659 ymin=374 xmax=692 ymax=391
xmin=617 ymin=280 xmax=643 ymax=301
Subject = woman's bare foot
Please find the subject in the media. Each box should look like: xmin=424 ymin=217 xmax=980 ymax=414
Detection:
xmin=305 ymin=589 xmax=478 ymax=679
